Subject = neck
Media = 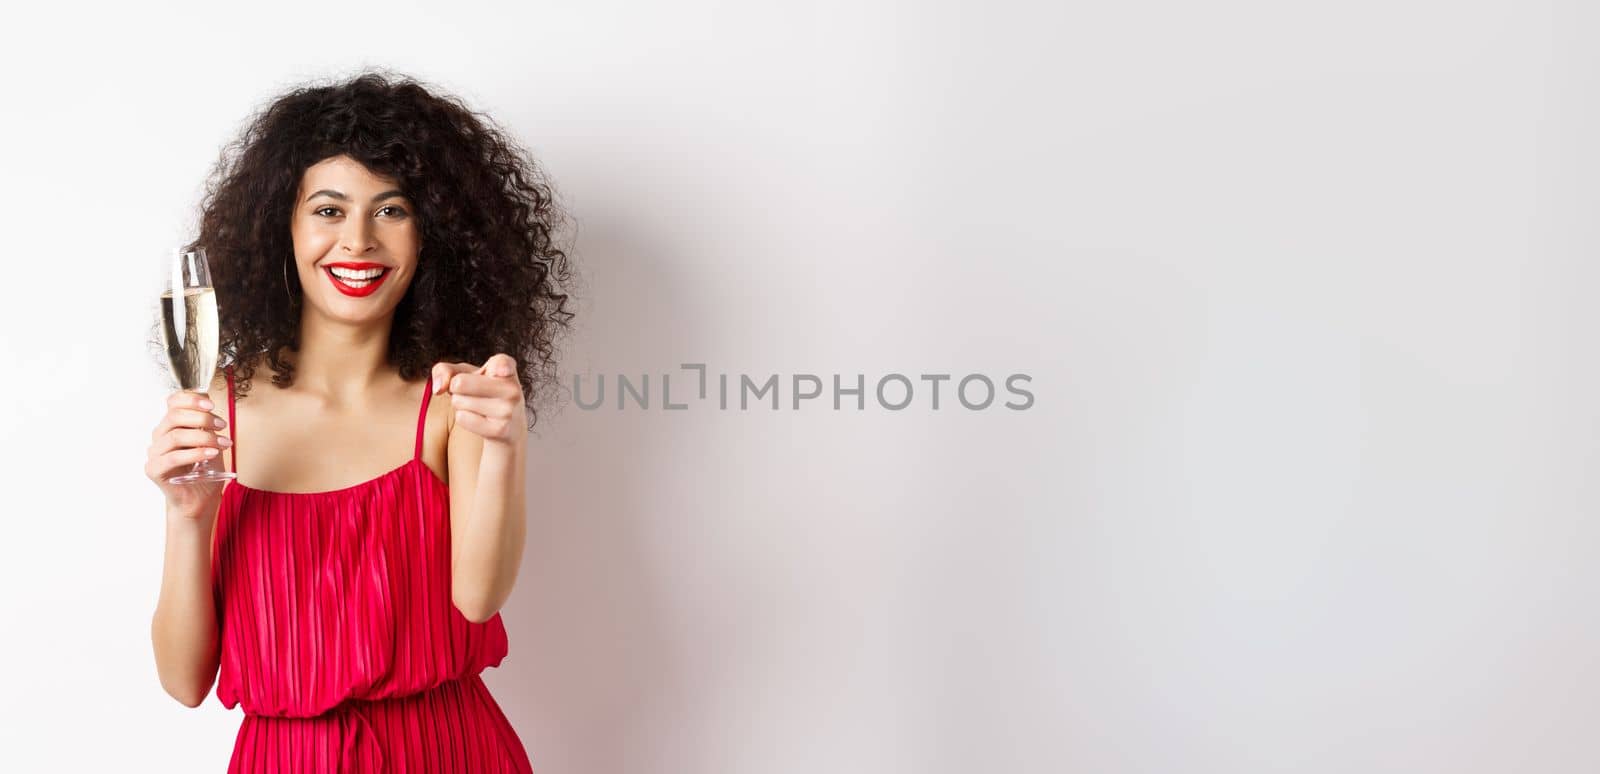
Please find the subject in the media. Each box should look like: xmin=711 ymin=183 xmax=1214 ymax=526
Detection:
xmin=283 ymin=306 xmax=397 ymax=403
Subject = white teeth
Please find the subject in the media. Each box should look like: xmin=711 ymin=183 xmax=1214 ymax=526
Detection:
xmin=329 ymin=267 xmax=386 ymax=279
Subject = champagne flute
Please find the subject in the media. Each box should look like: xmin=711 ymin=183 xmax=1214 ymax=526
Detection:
xmin=162 ymin=246 xmax=236 ymax=485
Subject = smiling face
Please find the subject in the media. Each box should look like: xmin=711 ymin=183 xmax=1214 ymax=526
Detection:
xmin=289 ymin=155 xmax=420 ymax=322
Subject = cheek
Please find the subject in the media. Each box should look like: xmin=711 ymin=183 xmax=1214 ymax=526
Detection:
xmin=291 ymin=224 xmax=338 ymax=261
xmin=396 ymin=226 xmax=420 ymax=255
xmin=393 ymin=229 xmax=421 ymax=269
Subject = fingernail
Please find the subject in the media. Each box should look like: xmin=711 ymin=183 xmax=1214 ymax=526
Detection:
xmin=199 ymin=398 xmax=214 ymax=410
xmin=204 ymin=448 xmax=219 ymax=456
xmin=217 ymin=436 xmax=233 ymax=447
xmin=214 ymin=416 xmax=227 ymax=429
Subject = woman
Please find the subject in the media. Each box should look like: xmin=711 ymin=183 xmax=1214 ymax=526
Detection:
xmin=145 ymin=71 xmax=573 ymax=772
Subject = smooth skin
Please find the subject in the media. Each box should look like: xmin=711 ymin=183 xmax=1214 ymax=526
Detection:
xmin=147 ymin=155 xmax=529 ymax=708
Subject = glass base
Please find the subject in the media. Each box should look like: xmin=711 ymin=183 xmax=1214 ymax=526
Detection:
xmin=168 ymin=464 xmax=237 ymax=485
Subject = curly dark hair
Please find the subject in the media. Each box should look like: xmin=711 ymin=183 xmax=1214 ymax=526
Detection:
xmin=160 ymin=69 xmax=576 ymax=429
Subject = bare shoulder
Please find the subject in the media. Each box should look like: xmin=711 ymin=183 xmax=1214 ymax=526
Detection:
xmin=202 ymin=356 xmax=254 ymax=414
xmin=419 ymin=377 xmax=457 ymax=483
xmin=202 ymin=356 xmax=270 ymax=468
xmin=203 ymin=369 xmax=228 ymax=412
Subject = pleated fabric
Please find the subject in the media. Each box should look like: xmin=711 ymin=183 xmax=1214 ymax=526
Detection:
xmin=212 ymin=366 xmax=533 ymax=773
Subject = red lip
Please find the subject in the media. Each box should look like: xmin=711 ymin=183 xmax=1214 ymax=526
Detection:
xmin=323 ymin=263 xmax=392 ymax=297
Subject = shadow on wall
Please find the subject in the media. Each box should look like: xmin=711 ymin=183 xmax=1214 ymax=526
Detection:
xmin=486 ymin=210 xmax=702 ymax=774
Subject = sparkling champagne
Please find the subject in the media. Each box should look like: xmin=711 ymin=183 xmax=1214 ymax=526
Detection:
xmin=162 ymin=287 xmax=220 ymax=390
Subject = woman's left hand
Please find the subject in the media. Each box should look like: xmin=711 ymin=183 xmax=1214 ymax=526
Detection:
xmin=431 ymin=353 xmax=527 ymax=448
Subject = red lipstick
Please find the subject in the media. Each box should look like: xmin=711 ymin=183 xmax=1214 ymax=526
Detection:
xmin=322 ymin=261 xmax=392 ymax=297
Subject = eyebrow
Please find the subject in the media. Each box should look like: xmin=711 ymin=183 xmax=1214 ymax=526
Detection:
xmin=304 ymin=189 xmax=406 ymax=203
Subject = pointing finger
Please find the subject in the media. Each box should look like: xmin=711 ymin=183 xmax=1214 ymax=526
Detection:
xmin=432 ymin=361 xmax=478 ymax=395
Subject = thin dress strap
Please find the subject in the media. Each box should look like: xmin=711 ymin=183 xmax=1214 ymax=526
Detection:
xmin=414 ymin=373 xmax=433 ymax=462
xmin=224 ymin=365 xmax=238 ymax=474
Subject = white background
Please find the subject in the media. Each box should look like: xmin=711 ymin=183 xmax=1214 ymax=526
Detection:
xmin=1 ymin=1 xmax=1596 ymax=772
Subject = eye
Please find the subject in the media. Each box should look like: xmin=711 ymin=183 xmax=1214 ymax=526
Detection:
xmin=378 ymin=205 xmax=408 ymax=218
xmin=314 ymin=206 xmax=341 ymax=217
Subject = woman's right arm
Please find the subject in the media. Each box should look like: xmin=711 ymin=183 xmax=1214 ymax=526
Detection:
xmin=152 ymin=503 xmax=221 ymax=707
xmin=146 ymin=385 xmax=231 ymax=708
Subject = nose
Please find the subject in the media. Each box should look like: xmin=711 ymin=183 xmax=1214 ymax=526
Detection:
xmin=339 ymin=218 xmax=376 ymax=255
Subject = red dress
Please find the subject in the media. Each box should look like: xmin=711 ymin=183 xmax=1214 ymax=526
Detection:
xmin=212 ymin=366 xmax=534 ymax=773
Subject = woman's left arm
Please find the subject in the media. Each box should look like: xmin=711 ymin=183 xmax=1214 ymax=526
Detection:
xmin=434 ymin=354 xmax=529 ymax=623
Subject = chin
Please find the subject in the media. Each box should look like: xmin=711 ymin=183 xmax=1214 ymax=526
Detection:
xmin=309 ymin=295 xmax=401 ymax=324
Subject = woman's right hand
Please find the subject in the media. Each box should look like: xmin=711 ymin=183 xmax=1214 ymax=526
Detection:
xmin=146 ymin=389 xmax=232 ymax=519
